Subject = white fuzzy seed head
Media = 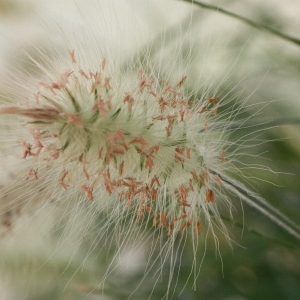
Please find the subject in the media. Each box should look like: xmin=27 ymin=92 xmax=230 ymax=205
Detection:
xmin=0 ymin=49 xmax=230 ymax=240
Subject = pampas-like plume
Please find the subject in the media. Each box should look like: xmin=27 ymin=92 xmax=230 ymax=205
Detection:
xmin=0 ymin=50 xmax=230 ymax=238
xmin=0 ymin=41 xmax=237 ymax=295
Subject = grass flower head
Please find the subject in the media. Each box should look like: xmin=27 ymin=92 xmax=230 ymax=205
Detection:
xmin=0 ymin=49 xmax=231 ymax=242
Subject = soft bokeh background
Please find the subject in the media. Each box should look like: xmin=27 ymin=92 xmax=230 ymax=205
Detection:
xmin=0 ymin=0 xmax=299 ymax=299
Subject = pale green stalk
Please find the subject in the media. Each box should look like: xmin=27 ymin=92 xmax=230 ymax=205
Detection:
xmin=180 ymin=0 xmax=300 ymax=47
xmin=204 ymin=116 xmax=300 ymax=132
xmin=212 ymin=170 xmax=300 ymax=242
